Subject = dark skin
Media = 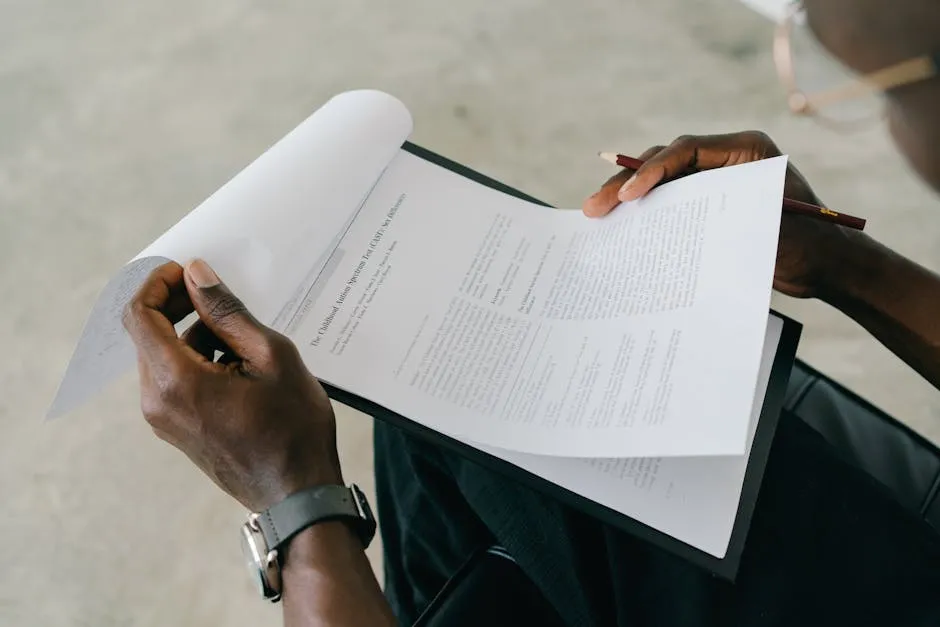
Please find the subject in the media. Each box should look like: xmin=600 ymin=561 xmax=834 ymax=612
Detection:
xmin=582 ymin=0 xmax=940 ymax=388
xmin=123 ymin=260 xmax=395 ymax=626
xmin=582 ymin=133 xmax=940 ymax=389
xmin=124 ymin=1 xmax=940 ymax=623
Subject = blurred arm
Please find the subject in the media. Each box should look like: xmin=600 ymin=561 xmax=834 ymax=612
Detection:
xmin=822 ymin=232 xmax=940 ymax=390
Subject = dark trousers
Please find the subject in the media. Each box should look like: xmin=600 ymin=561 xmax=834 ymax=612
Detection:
xmin=375 ymin=410 xmax=940 ymax=626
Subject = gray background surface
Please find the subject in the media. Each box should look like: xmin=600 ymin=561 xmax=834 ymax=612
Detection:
xmin=2 ymin=1 xmax=938 ymax=624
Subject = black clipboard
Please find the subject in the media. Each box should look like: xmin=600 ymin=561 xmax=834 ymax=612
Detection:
xmin=320 ymin=141 xmax=803 ymax=580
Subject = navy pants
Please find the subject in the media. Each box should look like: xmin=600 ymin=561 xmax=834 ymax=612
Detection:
xmin=375 ymin=409 xmax=940 ymax=626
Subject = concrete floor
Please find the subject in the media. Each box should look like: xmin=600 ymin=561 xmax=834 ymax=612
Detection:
xmin=2 ymin=1 xmax=939 ymax=625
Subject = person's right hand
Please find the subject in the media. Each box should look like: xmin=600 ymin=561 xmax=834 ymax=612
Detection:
xmin=123 ymin=259 xmax=342 ymax=514
xmin=582 ymin=131 xmax=858 ymax=299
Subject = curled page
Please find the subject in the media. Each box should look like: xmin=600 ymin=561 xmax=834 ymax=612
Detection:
xmin=49 ymin=90 xmax=413 ymax=418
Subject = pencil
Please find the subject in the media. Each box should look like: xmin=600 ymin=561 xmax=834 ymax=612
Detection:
xmin=598 ymin=152 xmax=867 ymax=231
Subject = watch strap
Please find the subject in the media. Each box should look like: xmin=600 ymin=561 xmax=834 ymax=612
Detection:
xmin=257 ymin=484 xmax=374 ymax=551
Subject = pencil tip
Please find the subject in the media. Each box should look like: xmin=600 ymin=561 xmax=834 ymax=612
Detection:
xmin=598 ymin=151 xmax=618 ymax=165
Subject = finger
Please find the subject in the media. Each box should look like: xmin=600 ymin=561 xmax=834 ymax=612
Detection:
xmin=183 ymin=259 xmax=272 ymax=365
xmin=636 ymin=144 xmax=668 ymax=161
xmin=216 ymin=351 xmax=241 ymax=366
xmin=583 ymin=145 xmax=665 ymax=217
xmin=582 ymin=171 xmax=633 ymax=217
xmin=618 ymin=131 xmax=781 ymax=202
xmin=181 ymin=320 xmax=232 ymax=363
xmin=123 ymin=262 xmax=194 ymax=368
xmin=783 ymin=163 xmax=823 ymax=205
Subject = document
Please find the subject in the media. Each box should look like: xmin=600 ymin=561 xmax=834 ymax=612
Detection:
xmin=51 ymin=90 xmax=791 ymax=560
xmin=48 ymin=90 xmax=414 ymax=418
xmin=475 ymin=316 xmax=782 ymax=557
xmin=282 ymin=148 xmax=785 ymax=458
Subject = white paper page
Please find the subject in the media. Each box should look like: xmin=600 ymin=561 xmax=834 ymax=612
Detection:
xmin=49 ymin=90 xmax=413 ymax=418
xmin=292 ymin=150 xmax=786 ymax=458
xmin=474 ymin=315 xmax=783 ymax=558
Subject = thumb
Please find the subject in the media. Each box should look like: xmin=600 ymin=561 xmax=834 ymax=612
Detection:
xmin=183 ymin=259 xmax=269 ymax=362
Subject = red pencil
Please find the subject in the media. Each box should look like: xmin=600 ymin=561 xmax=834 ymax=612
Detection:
xmin=598 ymin=152 xmax=867 ymax=231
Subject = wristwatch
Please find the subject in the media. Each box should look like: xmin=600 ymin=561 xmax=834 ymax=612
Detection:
xmin=239 ymin=484 xmax=376 ymax=602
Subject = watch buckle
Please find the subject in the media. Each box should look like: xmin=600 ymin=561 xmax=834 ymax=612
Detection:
xmin=245 ymin=511 xmax=282 ymax=602
xmin=351 ymin=486 xmax=368 ymax=520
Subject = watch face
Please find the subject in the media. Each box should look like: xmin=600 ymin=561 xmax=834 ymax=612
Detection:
xmin=240 ymin=524 xmax=266 ymax=597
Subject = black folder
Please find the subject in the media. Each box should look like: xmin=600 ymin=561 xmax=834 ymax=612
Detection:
xmin=321 ymin=141 xmax=802 ymax=580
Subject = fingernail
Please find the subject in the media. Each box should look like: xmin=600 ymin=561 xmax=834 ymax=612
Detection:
xmin=618 ymin=174 xmax=637 ymax=201
xmin=585 ymin=205 xmax=607 ymax=218
xmin=187 ymin=259 xmax=220 ymax=288
xmin=583 ymin=193 xmax=600 ymax=217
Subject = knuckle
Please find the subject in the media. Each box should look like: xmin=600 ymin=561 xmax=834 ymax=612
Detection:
xmin=741 ymin=130 xmax=778 ymax=152
xmin=207 ymin=292 xmax=247 ymax=323
xmin=250 ymin=335 xmax=278 ymax=366
xmin=637 ymin=145 xmax=666 ymax=162
xmin=266 ymin=330 xmax=293 ymax=351
xmin=671 ymin=134 xmax=698 ymax=149
xmin=259 ymin=330 xmax=299 ymax=364
xmin=154 ymin=377 xmax=180 ymax=407
xmin=121 ymin=299 xmax=144 ymax=333
xmin=741 ymin=129 xmax=771 ymax=143
xmin=149 ymin=362 xmax=191 ymax=410
xmin=139 ymin=389 xmax=167 ymax=427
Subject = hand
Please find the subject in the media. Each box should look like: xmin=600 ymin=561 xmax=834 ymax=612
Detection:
xmin=123 ymin=259 xmax=342 ymax=512
xmin=582 ymin=131 xmax=856 ymax=299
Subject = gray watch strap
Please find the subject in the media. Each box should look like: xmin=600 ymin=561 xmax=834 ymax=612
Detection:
xmin=257 ymin=484 xmax=373 ymax=551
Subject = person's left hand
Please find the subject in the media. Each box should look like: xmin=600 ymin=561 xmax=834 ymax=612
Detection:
xmin=580 ymin=132 xmax=857 ymax=300
xmin=123 ymin=259 xmax=342 ymax=513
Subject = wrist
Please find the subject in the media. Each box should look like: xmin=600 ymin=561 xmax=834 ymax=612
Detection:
xmin=250 ymin=453 xmax=344 ymax=512
xmin=276 ymin=506 xmax=395 ymax=626
xmin=240 ymin=483 xmax=376 ymax=603
xmin=284 ymin=457 xmax=344 ymax=496
xmin=816 ymin=230 xmax=882 ymax=306
xmin=281 ymin=520 xmax=365 ymax=575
